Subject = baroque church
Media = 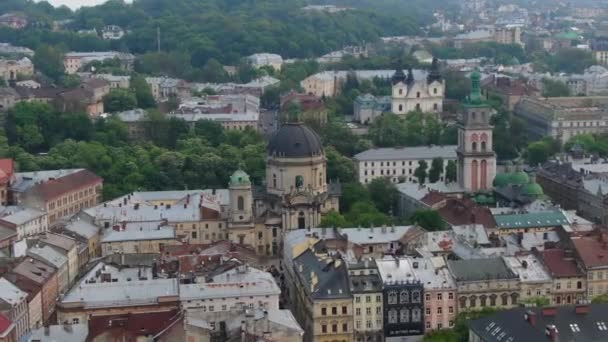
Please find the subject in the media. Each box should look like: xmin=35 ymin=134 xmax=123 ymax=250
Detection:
xmin=391 ymin=57 xmax=445 ymax=115
xmin=225 ymin=122 xmax=340 ymax=254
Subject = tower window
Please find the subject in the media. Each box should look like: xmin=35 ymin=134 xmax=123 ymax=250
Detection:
xmin=295 ymin=175 xmax=304 ymax=188
xmin=399 ymin=88 xmax=403 ymax=95
xmin=433 ymin=103 xmax=438 ymax=110
xmin=272 ymin=174 xmax=277 ymax=188
xmin=237 ymin=196 xmax=244 ymax=211
xmin=472 ymin=142 xmax=477 ymax=151
xmin=481 ymin=141 xmax=487 ymax=152
xmin=398 ymin=104 xmax=403 ymax=112
xmin=433 ymin=88 xmax=437 ymax=94
xmin=416 ymin=92 xmax=420 ymax=98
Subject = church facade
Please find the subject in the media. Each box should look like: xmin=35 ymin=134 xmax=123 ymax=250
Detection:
xmin=457 ymin=69 xmax=497 ymax=192
xmin=391 ymin=58 xmax=445 ymax=115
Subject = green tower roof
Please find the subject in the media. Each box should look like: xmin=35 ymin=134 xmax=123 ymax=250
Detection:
xmin=510 ymin=171 xmax=529 ymax=185
xmin=493 ymin=173 xmax=511 ymax=187
xmin=464 ymin=68 xmax=486 ymax=107
xmin=230 ymin=169 xmax=251 ymax=186
xmin=522 ymin=183 xmax=544 ymax=197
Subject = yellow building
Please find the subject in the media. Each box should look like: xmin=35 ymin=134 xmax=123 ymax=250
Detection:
xmin=100 ymin=221 xmax=177 ymax=256
xmin=572 ymin=232 xmax=608 ymax=300
xmin=348 ymin=260 xmax=383 ymax=341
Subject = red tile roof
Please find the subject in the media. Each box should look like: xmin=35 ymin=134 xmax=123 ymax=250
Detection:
xmin=0 ymin=159 xmax=14 ymax=184
xmin=421 ymin=191 xmax=447 ymax=206
xmin=436 ymin=197 xmax=497 ymax=229
xmin=28 ymin=169 xmax=102 ymax=201
xmin=572 ymin=233 xmax=608 ymax=269
xmin=88 ymin=310 xmax=181 ymax=341
xmin=0 ymin=313 xmax=13 ymax=336
xmin=539 ymin=248 xmax=582 ymax=277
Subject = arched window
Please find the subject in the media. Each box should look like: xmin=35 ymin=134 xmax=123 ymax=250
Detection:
xmin=400 ymin=308 xmax=409 ymax=322
xmin=400 ymin=290 xmax=409 ymax=304
xmin=490 ymin=294 xmax=497 ymax=306
xmin=398 ymin=104 xmax=403 ymax=112
xmin=459 ymin=296 xmax=467 ymax=308
xmin=412 ymin=290 xmax=420 ymax=303
xmin=388 ymin=309 xmax=398 ymax=323
xmin=388 ymin=291 xmax=398 ymax=304
xmin=472 ymin=142 xmax=477 ymax=151
xmin=295 ymin=175 xmax=304 ymax=188
xmin=237 ymin=196 xmax=244 ymax=211
xmin=273 ymin=174 xmax=277 ymax=188
xmin=511 ymin=293 xmax=518 ymax=305
xmin=469 ymin=295 xmax=477 ymax=308
xmin=433 ymin=103 xmax=438 ymax=110
xmin=433 ymin=88 xmax=438 ymax=94
xmin=399 ymin=88 xmax=403 ymax=95
xmin=411 ymin=308 xmax=421 ymax=322
xmin=501 ymin=294 xmax=509 ymax=306
xmin=480 ymin=295 xmax=487 ymax=307
xmin=416 ymin=92 xmax=420 ymax=98
xmin=481 ymin=141 xmax=487 ymax=151
xmin=298 ymin=211 xmax=306 ymax=229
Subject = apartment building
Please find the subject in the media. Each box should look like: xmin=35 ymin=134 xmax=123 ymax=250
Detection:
xmin=537 ymin=248 xmax=586 ymax=305
xmin=0 ymin=278 xmax=28 ymax=341
xmin=12 ymin=258 xmax=58 ymax=324
xmin=63 ymin=52 xmax=135 ymax=74
xmin=0 ymin=208 xmax=47 ymax=239
xmin=0 ymin=58 xmax=33 ymax=83
xmin=353 ymin=146 xmax=457 ymax=184
xmin=348 ymin=259 xmax=383 ymax=342
xmin=413 ymin=257 xmax=457 ymax=332
xmin=572 ymin=231 xmax=608 ymax=300
xmin=503 ymin=254 xmax=553 ymax=304
xmin=13 ymin=169 xmax=103 ymax=224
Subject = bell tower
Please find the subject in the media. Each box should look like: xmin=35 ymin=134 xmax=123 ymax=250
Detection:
xmin=457 ymin=68 xmax=496 ymax=192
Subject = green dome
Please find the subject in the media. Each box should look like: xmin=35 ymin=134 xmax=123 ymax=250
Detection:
xmin=522 ymin=183 xmax=544 ymax=197
xmin=510 ymin=171 xmax=530 ymax=185
xmin=493 ymin=173 xmax=511 ymax=187
xmin=230 ymin=170 xmax=251 ymax=186
xmin=475 ymin=194 xmax=488 ymax=203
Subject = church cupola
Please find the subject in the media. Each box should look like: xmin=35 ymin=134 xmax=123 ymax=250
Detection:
xmin=406 ymin=67 xmax=415 ymax=85
xmin=427 ymin=57 xmax=443 ymax=84
xmin=391 ymin=60 xmax=407 ymax=85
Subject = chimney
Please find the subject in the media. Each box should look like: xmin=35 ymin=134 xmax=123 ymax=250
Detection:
xmin=545 ymin=325 xmax=558 ymax=342
xmin=524 ymin=310 xmax=537 ymax=326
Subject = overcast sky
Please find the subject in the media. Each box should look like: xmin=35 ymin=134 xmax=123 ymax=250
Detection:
xmin=42 ymin=0 xmax=131 ymax=10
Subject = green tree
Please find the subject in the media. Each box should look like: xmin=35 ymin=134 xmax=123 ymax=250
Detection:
xmin=429 ymin=157 xmax=444 ymax=183
xmin=103 ymin=88 xmax=137 ymax=113
xmin=414 ymin=160 xmax=428 ymax=184
xmin=340 ymin=182 xmax=371 ymax=213
xmin=326 ymin=147 xmax=356 ymax=184
xmin=201 ymin=58 xmax=229 ymax=83
xmin=541 ymin=78 xmax=571 ymax=97
xmin=445 ymin=160 xmax=457 ymax=183
xmin=33 ymin=44 xmax=65 ymax=81
xmin=408 ymin=209 xmax=445 ymax=231
xmin=319 ymin=210 xmax=348 ymax=228
xmin=592 ymin=293 xmax=608 ymax=304
xmin=367 ymin=178 xmax=398 ymax=215
xmin=346 ymin=201 xmax=392 ymax=227
xmin=131 ymin=74 xmax=156 ymax=109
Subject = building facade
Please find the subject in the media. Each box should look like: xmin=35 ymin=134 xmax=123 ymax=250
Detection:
xmin=391 ymin=59 xmax=444 ymax=115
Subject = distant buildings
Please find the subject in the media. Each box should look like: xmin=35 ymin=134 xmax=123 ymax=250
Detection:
xmin=481 ymin=74 xmax=540 ymax=110
xmin=63 ymin=52 xmax=135 ymax=74
xmin=0 ymin=43 xmax=33 ymax=57
xmin=170 ymin=94 xmax=261 ymax=131
xmin=391 ymin=59 xmax=445 ymax=115
xmin=247 ymin=53 xmax=283 ymax=71
xmin=0 ymin=13 xmax=27 ymax=29
xmin=514 ymin=96 xmax=608 ymax=144
xmin=353 ymin=94 xmax=391 ymax=124
xmin=100 ymin=25 xmax=124 ymax=40
xmin=353 ymin=146 xmax=457 ymax=184
xmin=453 ymin=25 xmax=523 ymax=48
xmin=0 ymin=58 xmax=33 ymax=83
xmin=301 ymin=70 xmax=396 ymax=97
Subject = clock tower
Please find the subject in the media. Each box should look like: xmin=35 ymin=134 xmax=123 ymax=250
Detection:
xmin=457 ymin=69 xmax=496 ymax=192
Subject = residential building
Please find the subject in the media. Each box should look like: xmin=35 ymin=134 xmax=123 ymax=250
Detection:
xmin=88 ymin=309 xmax=182 ymax=341
xmin=37 ymin=233 xmax=78 ymax=286
xmin=0 ymin=43 xmax=33 ymax=57
xmin=115 ymin=108 xmax=148 ymax=140
xmin=62 ymin=216 xmax=101 ymax=258
xmin=11 ymin=258 xmax=58 ymax=324
xmin=27 ymin=245 xmax=69 ymax=293
xmin=457 ymin=68 xmax=496 ymax=192
xmin=468 ymin=304 xmax=608 ymax=342
xmin=145 ymin=77 xmax=190 ymax=101
xmin=100 ymin=221 xmax=177 ymax=256
xmin=353 ymin=94 xmax=391 ymax=124
xmin=301 ymin=70 xmax=397 ymax=97
xmin=247 ymin=53 xmax=283 ymax=71
xmin=572 ymin=231 xmax=608 ymax=300
xmin=447 ymin=258 xmax=520 ymax=311
xmin=57 ymin=262 xmax=180 ymax=325
xmin=481 ymin=74 xmax=540 ymax=110
xmin=536 ymin=161 xmax=582 ymax=212
xmin=591 ymin=38 xmax=608 ymax=66
xmin=56 ymin=78 xmax=110 ymax=117
xmin=101 ymin=25 xmax=124 ymax=40
xmin=63 ymin=51 xmax=135 ymax=74
xmin=493 ymin=210 xmax=569 ymax=235
xmin=0 ymin=208 xmax=47 ymax=239
xmin=180 ymin=265 xmax=280 ymax=312
xmin=537 ymin=248 xmax=586 ymax=305
xmin=391 ymin=58 xmax=444 ymax=115
xmin=0 ymin=58 xmax=33 ymax=83
xmin=514 ymin=96 xmax=608 ymax=143
xmin=0 ymin=313 xmax=15 ymax=342
xmin=503 ymin=254 xmax=553 ymax=304
xmin=453 ymin=29 xmax=494 ymax=49
xmin=280 ymin=92 xmax=328 ymax=126
xmin=0 ymin=278 xmax=28 ymax=340
xmin=90 ymin=73 xmax=130 ymax=89
xmin=0 ymin=14 xmax=27 ymax=29
xmin=0 ymin=88 xmax=18 ymax=112
xmin=0 ymin=159 xmax=15 ymax=206
xmin=376 ymin=257 xmax=425 ymax=340
xmin=413 ymin=257 xmax=457 ymax=332
xmin=12 ymin=168 xmax=103 ymax=224
xmin=291 ymin=244 xmax=353 ymax=342
xmin=2 ymin=273 xmax=42 ymax=330
xmin=353 ymin=145 xmax=457 ymax=184
xmin=28 ymin=324 xmax=88 ymax=342
xmin=395 ymin=182 xmax=466 ymax=218
xmin=347 ymin=259 xmax=383 ymax=341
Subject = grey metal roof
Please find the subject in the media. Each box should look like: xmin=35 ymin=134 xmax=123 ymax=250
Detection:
xmin=267 ymin=123 xmax=324 ymax=158
xmin=354 ymin=145 xmax=458 ymax=162
xmin=447 ymin=258 xmax=518 ymax=282
xmin=293 ymin=244 xmax=351 ymax=299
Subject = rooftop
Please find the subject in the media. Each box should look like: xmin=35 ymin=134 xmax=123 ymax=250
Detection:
xmin=0 ymin=207 xmax=44 ymax=226
xmin=494 ymin=210 xmax=568 ymax=229
xmin=503 ymin=254 xmax=552 ymax=284
xmin=101 ymin=221 xmax=176 ymax=243
xmin=337 ymin=225 xmax=418 ymax=245
xmin=572 ymin=233 xmax=608 ymax=269
xmin=447 ymin=258 xmax=518 ymax=282
xmin=354 ymin=145 xmax=458 ymax=162
xmin=538 ymin=248 xmax=583 ymax=278
xmin=29 ymin=324 xmax=89 ymax=342
xmin=0 ymin=277 xmax=27 ymax=306
xmin=293 ymin=243 xmax=351 ymax=299
xmin=376 ymin=257 xmax=420 ymax=285
xmin=15 ymin=169 xmax=101 ymax=201
xmin=27 ymin=245 xmax=67 ymax=269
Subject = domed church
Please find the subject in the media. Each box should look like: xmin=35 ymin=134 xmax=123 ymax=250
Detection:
xmin=259 ymin=122 xmax=340 ymax=230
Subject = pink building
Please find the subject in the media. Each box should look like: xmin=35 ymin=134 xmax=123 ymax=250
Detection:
xmin=412 ymin=257 xmax=458 ymax=331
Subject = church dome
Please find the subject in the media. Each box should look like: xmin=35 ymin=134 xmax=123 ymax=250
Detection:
xmin=493 ymin=173 xmax=511 ymax=187
xmin=230 ymin=169 xmax=251 ymax=186
xmin=522 ymin=183 xmax=544 ymax=197
xmin=267 ymin=123 xmax=324 ymax=158
xmin=510 ymin=171 xmax=530 ymax=185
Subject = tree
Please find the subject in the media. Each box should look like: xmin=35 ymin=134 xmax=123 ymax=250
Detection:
xmin=103 ymin=88 xmax=137 ymax=113
xmin=340 ymin=182 xmax=371 ymax=213
xmin=428 ymin=157 xmax=444 ymax=183
xmin=526 ymin=137 xmax=561 ymax=166
xmin=445 ymin=160 xmax=457 ymax=183
xmin=130 ymin=74 xmax=156 ymax=109
xmin=541 ymin=78 xmax=571 ymax=97
xmin=408 ymin=209 xmax=445 ymax=231
xmin=33 ymin=44 xmax=65 ymax=81
xmin=319 ymin=210 xmax=348 ymax=228
xmin=444 ymin=69 xmax=471 ymax=100
xmin=592 ymin=293 xmax=608 ymax=304
xmin=326 ymin=147 xmax=356 ymax=184
xmin=367 ymin=178 xmax=398 ymax=215
xmin=201 ymin=58 xmax=229 ymax=83
xmin=414 ymin=160 xmax=428 ymax=184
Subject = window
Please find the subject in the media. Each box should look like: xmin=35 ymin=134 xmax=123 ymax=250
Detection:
xmin=412 ymin=308 xmax=421 ymax=322
xmin=388 ymin=291 xmax=398 ymax=304
xmin=400 ymin=308 xmax=409 ymax=322
xmin=501 ymin=294 xmax=508 ymax=306
xmin=342 ymin=306 xmax=347 ymax=315
xmin=366 ymin=295 xmax=371 ymax=303
xmin=376 ymin=307 xmax=381 ymax=314
xmin=449 ymin=306 xmax=454 ymax=313
xmin=191 ymin=232 xmax=197 ymax=239
xmin=426 ymin=321 xmax=431 ymax=329
xmin=400 ymin=290 xmax=409 ymax=303
xmin=434 ymin=88 xmax=438 ymax=94
xmin=295 ymin=175 xmax=304 ymax=188
xmin=426 ymin=294 xmax=431 ymax=301
xmin=366 ymin=307 xmax=371 ymax=315
xmin=322 ymin=307 xmax=327 ymax=316
xmin=437 ymin=307 xmax=443 ymax=314
xmin=272 ymin=174 xmax=277 ymax=188
xmin=388 ymin=309 xmax=398 ymax=323
xmin=412 ymin=290 xmax=420 ymax=303
xmin=448 ymin=293 xmax=453 ymax=300
xmin=355 ymin=320 xmax=361 ymax=329
xmin=437 ymin=293 xmax=443 ymax=301
xmin=416 ymin=92 xmax=421 ymax=98
xmin=332 ymin=324 xmax=337 ymax=333
xmin=332 ymin=307 xmax=337 ymax=315
xmin=342 ymin=323 xmax=348 ymax=332
xmin=460 ymin=297 xmax=467 ymax=308
xmin=472 ymin=141 xmax=477 ymax=151
xmin=356 ymin=308 xmax=361 ymax=316
xmin=72 ymin=318 xmax=79 ymax=324
xmin=322 ymin=324 xmax=327 ymax=333
xmin=237 ymin=196 xmax=244 ymax=210
xmin=398 ymin=104 xmax=403 ymax=112
xmin=426 ymin=308 xmax=431 ymax=315
xmin=355 ymin=297 xmax=361 ymax=303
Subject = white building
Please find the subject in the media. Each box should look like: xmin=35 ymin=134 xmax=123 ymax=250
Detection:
xmin=247 ymin=53 xmax=283 ymax=71
xmin=503 ymin=254 xmax=553 ymax=303
xmin=63 ymin=51 xmax=135 ymax=74
xmin=0 ymin=207 xmax=47 ymax=239
xmin=180 ymin=265 xmax=281 ymax=312
xmin=353 ymin=145 xmax=458 ymax=184
xmin=0 ymin=277 xmax=29 ymax=340
xmin=391 ymin=59 xmax=445 ymax=115
xmin=101 ymin=25 xmax=125 ymax=40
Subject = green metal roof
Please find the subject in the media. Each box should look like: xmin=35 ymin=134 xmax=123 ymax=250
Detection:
xmin=494 ymin=210 xmax=568 ymax=229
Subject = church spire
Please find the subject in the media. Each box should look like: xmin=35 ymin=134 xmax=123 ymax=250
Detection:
xmin=427 ymin=57 xmax=442 ymax=83
xmin=466 ymin=68 xmax=484 ymax=106
xmin=391 ymin=59 xmax=406 ymax=85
